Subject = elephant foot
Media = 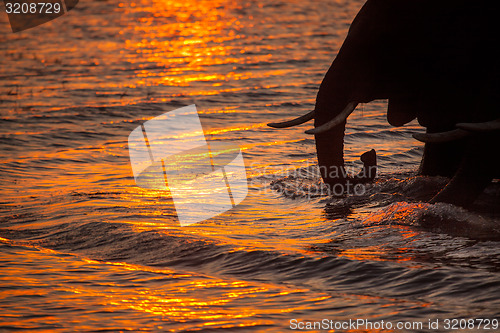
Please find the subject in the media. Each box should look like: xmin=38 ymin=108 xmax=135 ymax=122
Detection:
xmin=417 ymin=137 xmax=465 ymax=178
xmin=430 ymin=173 xmax=493 ymax=208
xmin=429 ymin=135 xmax=496 ymax=207
xmin=416 ymin=124 xmax=500 ymax=207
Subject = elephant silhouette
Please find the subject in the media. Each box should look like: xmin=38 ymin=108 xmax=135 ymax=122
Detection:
xmin=269 ymin=0 xmax=499 ymax=207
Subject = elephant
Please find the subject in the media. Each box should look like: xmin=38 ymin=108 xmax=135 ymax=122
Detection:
xmin=268 ymin=0 xmax=499 ymax=207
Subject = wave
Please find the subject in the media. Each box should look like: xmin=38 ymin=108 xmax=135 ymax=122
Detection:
xmin=3 ymin=217 xmax=498 ymax=307
xmin=270 ymin=167 xmax=500 ymax=239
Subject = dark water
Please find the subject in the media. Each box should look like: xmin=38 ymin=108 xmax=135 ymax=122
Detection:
xmin=1 ymin=0 xmax=499 ymax=331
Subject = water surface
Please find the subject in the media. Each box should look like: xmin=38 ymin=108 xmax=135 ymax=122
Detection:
xmin=1 ymin=0 xmax=499 ymax=331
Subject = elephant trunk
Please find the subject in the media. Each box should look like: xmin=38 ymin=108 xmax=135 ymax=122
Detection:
xmin=312 ymin=49 xmax=378 ymax=189
xmin=314 ymin=65 xmax=356 ymax=187
xmin=315 ymin=124 xmax=347 ymax=187
xmin=314 ymin=103 xmax=349 ymax=186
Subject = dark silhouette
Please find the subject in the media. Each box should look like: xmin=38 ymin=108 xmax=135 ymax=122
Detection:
xmin=269 ymin=0 xmax=499 ymax=207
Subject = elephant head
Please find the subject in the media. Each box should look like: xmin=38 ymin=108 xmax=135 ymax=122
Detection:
xmin=269 ymin=0 xmax=499 ymax=207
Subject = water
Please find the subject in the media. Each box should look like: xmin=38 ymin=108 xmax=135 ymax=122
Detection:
xmin=1 ymin=0 xmax=499 ymax=331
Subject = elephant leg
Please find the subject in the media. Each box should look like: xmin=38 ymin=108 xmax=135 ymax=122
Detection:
xmin=430 ymin=134 xmax=495 ymax=207
xmin=418 ymin=140 xmax=465 ymax=178
xmin=387 ymin=97 xmax=418 ymax=127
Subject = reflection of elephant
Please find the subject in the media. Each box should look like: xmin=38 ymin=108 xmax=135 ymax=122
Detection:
xmin=269 ymin=0 xmax=499 ymax=207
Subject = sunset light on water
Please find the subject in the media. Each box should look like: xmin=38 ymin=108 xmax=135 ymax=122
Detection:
xmin=1 ymin=0 xmax=499 ymax=331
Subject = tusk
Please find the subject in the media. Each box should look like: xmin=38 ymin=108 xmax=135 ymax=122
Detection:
xmin=412 ymin=129 xmax=469 ymax=143
xmin=267 ymin=110 xmax=315 ymax=128
xmin=305 ymin=102 xmax=358 ymax=135
xmin=456 ymin=119 xmax=500 ymax=132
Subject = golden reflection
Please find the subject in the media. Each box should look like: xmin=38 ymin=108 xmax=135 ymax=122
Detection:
xmin=0 ymin=244 xmax=314 ymax=329
xmin=363 ymin=203 xmax=429 ymax=226
xmin=340 ymin=244 xmax=412 ymax=263
xmin=122 ymin=0 xmax=241 ymax=89
xmin=335 ymin=225 xmax=426 ymax=269
xmin=0 ymin=0 xmax=465 ymax=330
xmin=204 ymin=123 xmax=268 ymax=136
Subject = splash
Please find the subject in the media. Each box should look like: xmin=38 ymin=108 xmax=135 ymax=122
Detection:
xmin=363 ymin=202 xmax=500 ymax=240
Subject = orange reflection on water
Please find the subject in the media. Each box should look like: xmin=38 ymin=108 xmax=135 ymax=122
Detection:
xmin=1 ymin=243 xmax=317 ymax=330
xmin=339 ymin=243 xmax=413 ymax=264
xmin=335 ymin=224 xmax=426 ymax=268
xmin=122 ymin=0 xmax=242 ymax=88
xmin=363 ymin=202 xmax=429 ymax=226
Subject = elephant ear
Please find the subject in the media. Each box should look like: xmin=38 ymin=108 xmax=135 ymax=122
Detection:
xmin=387 ymin=98 xmax=418 ymax=127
